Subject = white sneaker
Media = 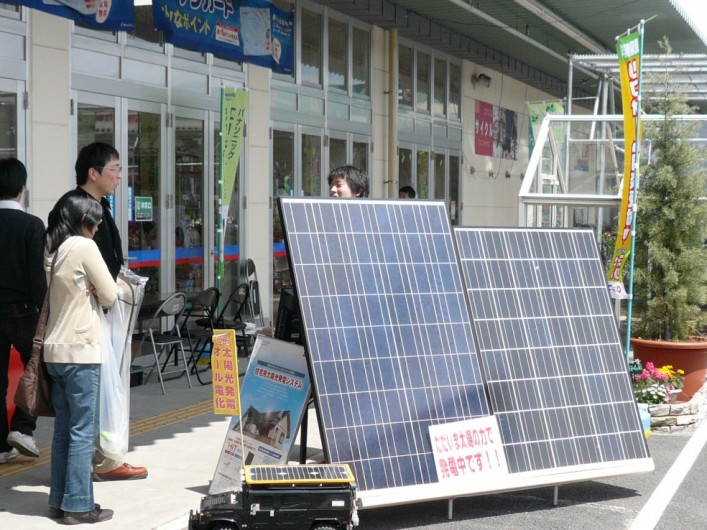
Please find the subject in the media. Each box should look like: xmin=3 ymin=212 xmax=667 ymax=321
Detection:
xmin=0 ymin=448 xmax=18 ymax=464
xmin=7 ymin=431 xmax=40 ymax=458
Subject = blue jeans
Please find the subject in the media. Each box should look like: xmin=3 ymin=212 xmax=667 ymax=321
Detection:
xmin=47 ymin=362 xmax=101 ymax=513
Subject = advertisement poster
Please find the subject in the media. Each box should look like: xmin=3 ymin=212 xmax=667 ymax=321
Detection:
xmin=475 ymin=100 xmax=518 ymax=160
xmin=152 ymin=0 xmax=294 ymax=75
xmin=209 ymin=336 xmax=309 ymax=494
xmin=7 ymin=0 xmax=135 ymax=31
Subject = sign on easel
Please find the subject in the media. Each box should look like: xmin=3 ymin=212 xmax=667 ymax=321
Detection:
xmin=209 ymin=336 xmax=309 ymax=494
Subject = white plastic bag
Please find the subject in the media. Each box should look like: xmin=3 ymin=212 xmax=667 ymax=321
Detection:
xmin=98 ymin=304 xmax=129 ymax=461
xmin=97 ymin=268 xmax=147 ymax=461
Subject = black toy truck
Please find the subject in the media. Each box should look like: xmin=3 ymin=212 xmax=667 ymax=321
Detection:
xmin=189 ymin=464 xmax=359 ymax=530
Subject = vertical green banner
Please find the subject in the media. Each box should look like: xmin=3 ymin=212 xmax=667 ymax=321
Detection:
xmin=219 ymin=87 xmax=248 ymax=279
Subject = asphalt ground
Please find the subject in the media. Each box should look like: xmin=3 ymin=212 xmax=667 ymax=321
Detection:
xmin=0 ymin=369 xmax=705 ymax=529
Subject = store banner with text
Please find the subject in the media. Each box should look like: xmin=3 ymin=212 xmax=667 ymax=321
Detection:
xmin=607 ymin=30 xmax=642 ymax=299
xmin=152 ymin=0 xmax=294 ymax=74
xmin=7 ymin=0 xmax=134 ymax=31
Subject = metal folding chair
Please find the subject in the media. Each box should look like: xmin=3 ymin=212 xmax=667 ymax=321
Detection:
xmin=180 ymin=287 xmax=220 ymax=385
xmin=132 ymin=292 xmax=192 ymax=394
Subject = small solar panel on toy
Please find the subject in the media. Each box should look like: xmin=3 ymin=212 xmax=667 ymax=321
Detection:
xmin=278 ymin=198 xmax=490 ymax=500
xmin=454 ymin=228 xmax=651 ymax=474
xmin=246 ymin=464 xmax=355 ymax=484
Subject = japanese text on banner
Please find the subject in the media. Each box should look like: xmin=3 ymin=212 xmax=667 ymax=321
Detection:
xmin=211 ymin=329 xmax=241 ymax=415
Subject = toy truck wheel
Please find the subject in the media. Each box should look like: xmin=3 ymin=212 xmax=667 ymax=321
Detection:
xmin=313 ymin=525 xmax=338 ymax=530
xmin=210 ymin=525 xmax=237 ymax=530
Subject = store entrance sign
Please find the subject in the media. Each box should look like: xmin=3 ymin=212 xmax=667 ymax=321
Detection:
xmin=134 ymin=196 xmax=153 ymax=221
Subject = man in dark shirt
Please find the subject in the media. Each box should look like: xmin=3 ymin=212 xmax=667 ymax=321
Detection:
xmin=54 ymin=142 xmax=148 ymax=481
xmin=0 ymin=158 xmax=46 ymax=463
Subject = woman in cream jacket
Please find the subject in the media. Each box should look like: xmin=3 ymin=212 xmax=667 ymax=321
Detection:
xmin=44 ymin=193 xmax=116 ymax=525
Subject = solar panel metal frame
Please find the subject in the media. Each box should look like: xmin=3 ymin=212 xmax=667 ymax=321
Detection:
xmin=245 ymin=464 xmax=355 ymax=484
xmin=278 ymin=198 xmax=492 ymax=507
xmin=453 ymin=227 xmax=653 ymax=483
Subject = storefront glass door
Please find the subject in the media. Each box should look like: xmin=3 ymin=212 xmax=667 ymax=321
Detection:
xmin=174 ymin=114 xmax=206 ymax=293
xmin=127 ymin=108 xmax=163 ymax=295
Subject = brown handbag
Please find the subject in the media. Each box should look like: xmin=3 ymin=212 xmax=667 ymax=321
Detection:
xmin=14 ymin=256 xmax=56 ymax=417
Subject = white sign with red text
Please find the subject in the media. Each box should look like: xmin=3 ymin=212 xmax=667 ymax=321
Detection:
xmin=429 ymin=415 xmax=508 ymax=483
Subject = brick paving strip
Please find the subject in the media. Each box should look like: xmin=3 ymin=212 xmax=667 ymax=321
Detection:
xmin=0 ymin=399 xmax=213 ymax=480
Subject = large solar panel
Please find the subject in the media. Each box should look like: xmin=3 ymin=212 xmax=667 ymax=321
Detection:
xmin=453 ymin=228 xmax=652 ymax=478
xmin=279 ymin=198 xmax=490 ymax=505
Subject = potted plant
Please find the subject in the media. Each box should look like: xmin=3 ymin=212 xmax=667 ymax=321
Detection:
xmin=630 ymin=39 xmax=707 ymax=401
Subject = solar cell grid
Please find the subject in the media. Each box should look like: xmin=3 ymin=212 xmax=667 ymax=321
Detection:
xmin=454 ymin=228 xmax=651 ymax=475
xmin=279 ymin=198 xmax=490 ymax=498
xmin=246 ymin=464 xmax=353 ymax=483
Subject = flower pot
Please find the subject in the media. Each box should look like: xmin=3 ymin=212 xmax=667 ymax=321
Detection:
xmin=631 ymin=338 xmax=707 ymax=401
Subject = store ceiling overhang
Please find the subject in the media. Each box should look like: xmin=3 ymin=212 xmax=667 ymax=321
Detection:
xmin=317 ymin=0 xmax=707 ymax=108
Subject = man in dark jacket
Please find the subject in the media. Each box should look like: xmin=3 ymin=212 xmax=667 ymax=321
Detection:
xmin=52 ymin=142 xmax=148 ymax=481
xmin=0 ymin=158 xmax=46 ymax=463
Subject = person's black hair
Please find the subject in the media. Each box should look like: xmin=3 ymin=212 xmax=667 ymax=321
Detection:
xmin=0 ymin=158 xmax=28 ymax=199
xmin=327 ymin=165 xmax=370 ymax=197
xmin=75 ymin=142 xmax=120 ymax=186
xmin=47 ymin=191 xmax=103 ymax=253
xmin=399 ymin=185 xmax=416 ymax=198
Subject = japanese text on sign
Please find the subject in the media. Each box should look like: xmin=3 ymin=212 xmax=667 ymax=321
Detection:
xmin=429 ymin=416 xmax=508 ymax=482
xmin=211 ymin=329 xmax=241 ymax=415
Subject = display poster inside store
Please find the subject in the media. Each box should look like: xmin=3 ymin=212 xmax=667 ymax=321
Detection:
xmin=209 ymin=336 xmax=309 ymax=494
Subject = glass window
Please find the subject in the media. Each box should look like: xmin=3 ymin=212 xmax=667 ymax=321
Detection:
xmin=77 ymin=104 xmax=115 ymax=148
xmin=398 ymin=44 xmax=413 ymax=109
xmin=398 ymin=147 xmax=413 ymax=189
xmin=449 ymin=155 xmax=460 ymax=225
xmin=329 ymin=137 xmax=346 ymax=171
xmin=132 ymin=4 xmax=161 ymax=45
xmin=272 ymin=130 xmax=295 ymax=301
xmin=353 ymin=141 xmax=368 ymax=174
xmin=434 ymin=153 xmax=445 ymax=199
xmin=0 ymin=92 xmax=17 ymax=159
xmin=352 ymin=27 xmax=370 ymax=97
xmin=449 ymin=63 xmax=461 ymax=120
xmin=416 ymin=51 xmax=430 ymax=114
xmin=301 ymin=134 xmax=321 ymax=196
xmin=127 ymin=111 xmax=162 ymax=295
xmin=434 ymin=58 xmax=447 ymax=117
xmin=301 ymin=9 xmax=322 ymax=87
xmin=0 ymin=3 xmax=20 ymax=16
xmin=175 ymin=116 xmax=205 ymax=293
xmin=328 ymin=18 xmax=347 ymax=92
xmin=417 ymin=149 xmax=429 ymax=198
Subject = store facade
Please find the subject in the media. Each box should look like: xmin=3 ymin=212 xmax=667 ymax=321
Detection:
xmin=0 ymin=1 xmax=551 ymax=322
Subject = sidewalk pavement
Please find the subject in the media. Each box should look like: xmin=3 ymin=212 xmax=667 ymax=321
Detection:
xmin=0 ymin=363 xmax=324 ymax=530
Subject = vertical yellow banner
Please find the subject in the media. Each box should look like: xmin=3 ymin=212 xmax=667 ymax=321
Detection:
xmin=220 ymin=88 xmax=248 ymax=216
xmin=211 ymin=329 xmax=241 ymax=415
xmin=607 ymin=31 xmax=642 ymax=299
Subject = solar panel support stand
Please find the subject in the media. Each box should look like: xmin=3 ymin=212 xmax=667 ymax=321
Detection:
xmin=553 ymin=486 xmax=559 ymax=506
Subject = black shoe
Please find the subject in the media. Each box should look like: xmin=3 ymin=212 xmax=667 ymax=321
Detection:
xmin=63 ymin=507 xmax=113 ymax=525
xmin=48 ymin=506 xmax=63 ymax=519
xmin=50 ymin=504 xmax=100 ymax=519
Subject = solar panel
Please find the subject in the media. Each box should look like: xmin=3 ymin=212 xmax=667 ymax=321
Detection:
xmin=279 ymin=198 xmax=490 ymax=504
xmin=246 ymin=464 xmax=355 ymax=484
xmin=453 ymin=228 xmax=652 ymax=477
